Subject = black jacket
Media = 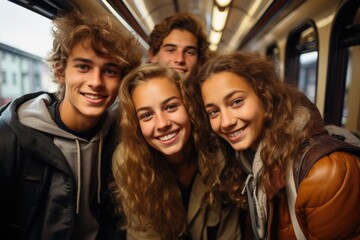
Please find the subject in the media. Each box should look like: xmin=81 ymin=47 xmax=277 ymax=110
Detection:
xmin=0 ymin=92 xmax=123 ymax=240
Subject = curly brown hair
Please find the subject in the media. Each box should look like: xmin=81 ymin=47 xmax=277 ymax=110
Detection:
xmin=190 ymin=52 xmax=325 ymax=206
xmin=46 ymin=11 xmax=142 ymax=100
xmin=148 ymin=12 xmax=210 ymax=67
xmin=113 ymin=63 xmax=209 ymax=239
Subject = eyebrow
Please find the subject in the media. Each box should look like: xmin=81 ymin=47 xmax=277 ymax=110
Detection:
xmin=204 ymin=90 xmax=245 ymax=108
xmin=162 ymin=43 xmax=198 ymax=51
xmin=136 ymin=96 xmax=181 ymax=113
xmin=72 ymin=57 xmax=119 ymax=68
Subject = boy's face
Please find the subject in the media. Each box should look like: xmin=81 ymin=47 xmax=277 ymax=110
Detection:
xmin=149 ymin=29 xmax=198 ymax=80
xmin=59 ymin=39 xmax=121 ymax=131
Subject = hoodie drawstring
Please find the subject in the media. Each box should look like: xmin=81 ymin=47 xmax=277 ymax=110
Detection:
xmin=75 ymin=139 xmax=81 ymax=214
xmin=97 ymin=134 xmax=103 ymax=204
xmin=242 ymin=174 xmax=263 ymax=240
xmin=74 ymin=134 xmax=103 ymax=214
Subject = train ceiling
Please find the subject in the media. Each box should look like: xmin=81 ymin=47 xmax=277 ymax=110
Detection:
xmin=105 ymin=0 xmax=305 ymax=52
xmin=8 ymin=0 xmax=305 ymax=52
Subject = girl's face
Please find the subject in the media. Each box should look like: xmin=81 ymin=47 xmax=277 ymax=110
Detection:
xmin=132 ymin=77 xmax=192 ymax=163
xmin=201 ymin=71 xmax=265 ymax=151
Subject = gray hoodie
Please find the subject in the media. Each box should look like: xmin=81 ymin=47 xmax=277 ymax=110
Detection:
xmin=1 ymin=92 xmax=118 ymax=240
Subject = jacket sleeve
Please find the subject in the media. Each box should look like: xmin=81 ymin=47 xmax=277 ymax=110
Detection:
xmin=295 ymin=151 xmax=360 ymax=239
xmin=0 ymin=118 xmax=18 ymax=233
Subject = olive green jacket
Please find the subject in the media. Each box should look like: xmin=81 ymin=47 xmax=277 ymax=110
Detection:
xmin=126 ymin=173 xmax=241 ymax=240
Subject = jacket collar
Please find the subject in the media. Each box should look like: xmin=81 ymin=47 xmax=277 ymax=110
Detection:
xmin=187 ymin=173 xmax=208 ymax=224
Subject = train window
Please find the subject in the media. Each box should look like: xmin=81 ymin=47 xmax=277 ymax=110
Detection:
xmin=285 ymin=20 xmax=318 ymax=103
xmin=0 ymin=1 xmax=54 ymax=107
xmin=324 ymin=0 xmax=360 ymax=135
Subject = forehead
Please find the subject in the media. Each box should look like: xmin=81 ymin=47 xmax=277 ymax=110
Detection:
xmin=201 ymin=72 xmax=252 ymax=101
xmin=203 ymin=72 xmax=250 ymax=89
xmin=132 ymin=77 xmax=181 ymax=103
xmin=161 ymin=29 xmax=198 ymax=48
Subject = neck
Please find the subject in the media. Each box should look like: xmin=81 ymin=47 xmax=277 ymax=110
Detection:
xmin=174 ymin=159 xmax=197 ymax=188
xmin=167 ymin=142 xmax=197 ymax=188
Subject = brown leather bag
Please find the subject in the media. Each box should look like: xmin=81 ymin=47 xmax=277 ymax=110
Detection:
xmin=294 ymin=134 xmax=360 ymax=191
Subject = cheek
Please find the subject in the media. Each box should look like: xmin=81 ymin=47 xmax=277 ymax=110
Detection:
xmin=209 ymin=118 xmax=220 ymax=133
xmin=109 ymin=79 xmax=121 ymax=90
xmin=249 ymin=105 xmax=265 ymax=135
xmin=179 ymin=112 xmax=191 ymax=130
xmin=139 ymin=122 xmax=152 ymax=140
xmin=184 ymin=118 xmax=192 ymax=138
xmin=187 ymin=57 xmax=197 ymax=65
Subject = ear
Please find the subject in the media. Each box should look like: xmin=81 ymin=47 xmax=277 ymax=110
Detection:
xmin=54 ymin=63 xmax=65 ymax=83
xmin=148 ymin=49 xmax=158 ymax=63
xmin=57 ymin=75 xmax=65 ymax=84
xmin=55 ymin=70 xmax=65 ymax=83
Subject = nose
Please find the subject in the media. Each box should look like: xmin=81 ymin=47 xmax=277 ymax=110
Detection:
xmin=220 ymin=108 xmax=237 ymax=130
xmin=88 ymin=68 xmax=103 ymax=89
xmin=174 ymin=51 xmax=185 ymax=64
xmin=156 ymin=112 xmax=171 ymax=131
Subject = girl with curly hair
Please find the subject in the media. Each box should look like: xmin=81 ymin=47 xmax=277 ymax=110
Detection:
xmin=191 ymin=52 xmax=360 ymax=240
xmin=112 ymin=64 xmax=241 ymax=240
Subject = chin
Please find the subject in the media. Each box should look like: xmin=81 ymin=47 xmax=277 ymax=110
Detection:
xmin=230 ymin=142 xmax=250 ymax=151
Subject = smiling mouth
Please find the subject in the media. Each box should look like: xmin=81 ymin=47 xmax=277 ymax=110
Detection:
xmin=83 ymin=93 xmax=105 ymax=100
xmin=172 ymin=68 xmax=187 ymax=73
xmin=157 ymin=131 xmax=178 ymax=141
xmin=226 ymin=126 xmax=246 ymax=138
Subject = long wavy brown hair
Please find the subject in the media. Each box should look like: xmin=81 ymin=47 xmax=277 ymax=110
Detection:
xmin=112 ymin=64 xmax=216 ymax=239
xmin=190 ymin=52 xmax=325 ymax=205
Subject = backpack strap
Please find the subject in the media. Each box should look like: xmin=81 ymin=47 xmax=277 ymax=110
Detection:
xmin=294 ymin=134 xmax=360 ymax=191
xmin=287 ymin=133 xmax=360 ymax=239
xmin=285 ymin=161 xmax=306 ymax=240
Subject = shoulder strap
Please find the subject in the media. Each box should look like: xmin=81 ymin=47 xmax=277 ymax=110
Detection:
xmin=294 ymin=134 xmax=360 ymax=190
xmin=285 ymin=161 xmax=306 ymax=240
xmin=287 ymin=133 xmax=360 ymax=240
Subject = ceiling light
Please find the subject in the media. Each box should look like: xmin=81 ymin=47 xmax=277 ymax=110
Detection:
xmin=212 ymin=6 xmax=229 ymax=31
xmin=209 ymin=30 xmax=222 ymax=45
xmin=215 ymin=0 xmax=232 ymax=7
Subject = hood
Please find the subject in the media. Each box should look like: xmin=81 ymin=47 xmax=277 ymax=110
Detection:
xmin=1 ymin=92 xmax=119 ymax=216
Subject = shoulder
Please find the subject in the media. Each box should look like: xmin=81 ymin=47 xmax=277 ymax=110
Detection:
xmin=296 ymin=152 xmax=360 ymax=238
xmin=0 ymin=117 xmax=18 ymax=151
xmin=299 ymin=151 xmax=360 ymax=200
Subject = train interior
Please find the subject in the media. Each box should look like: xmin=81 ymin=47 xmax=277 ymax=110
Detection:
xmin=2 ymin=0 xmax=360 ymax=136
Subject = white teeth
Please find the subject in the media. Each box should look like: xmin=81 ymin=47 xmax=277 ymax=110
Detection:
xmin=228 ymin=129 xmax=242 ymax=137
xmin=84 ymin=94 xmax=103 ymax=100
xmin=159 ymin=132 xmax=177 ymax=141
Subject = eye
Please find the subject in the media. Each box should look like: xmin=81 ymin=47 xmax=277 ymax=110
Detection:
xmin=138 ymin=112 xmax=153 ymax=121
xmin=185 ymin=49 xmax=197 ymax=56
xmin=164 ymin=46 xmax=176 ymax=53
xmin=231 ymin=98 xmax=243 ymax=107
xmin=165 ymin=103 xmax=179 ymax=112
xmin=76 ymin=64 xmax=90 ymax=71
xmin=207 ymin=109 xmax=219 ymax=118
xmin=103 ymin=68 xmax=119 ymax=77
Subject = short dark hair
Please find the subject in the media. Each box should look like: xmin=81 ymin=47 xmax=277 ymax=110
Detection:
xmin=148 ymin=12 xmax=210 ymax=66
